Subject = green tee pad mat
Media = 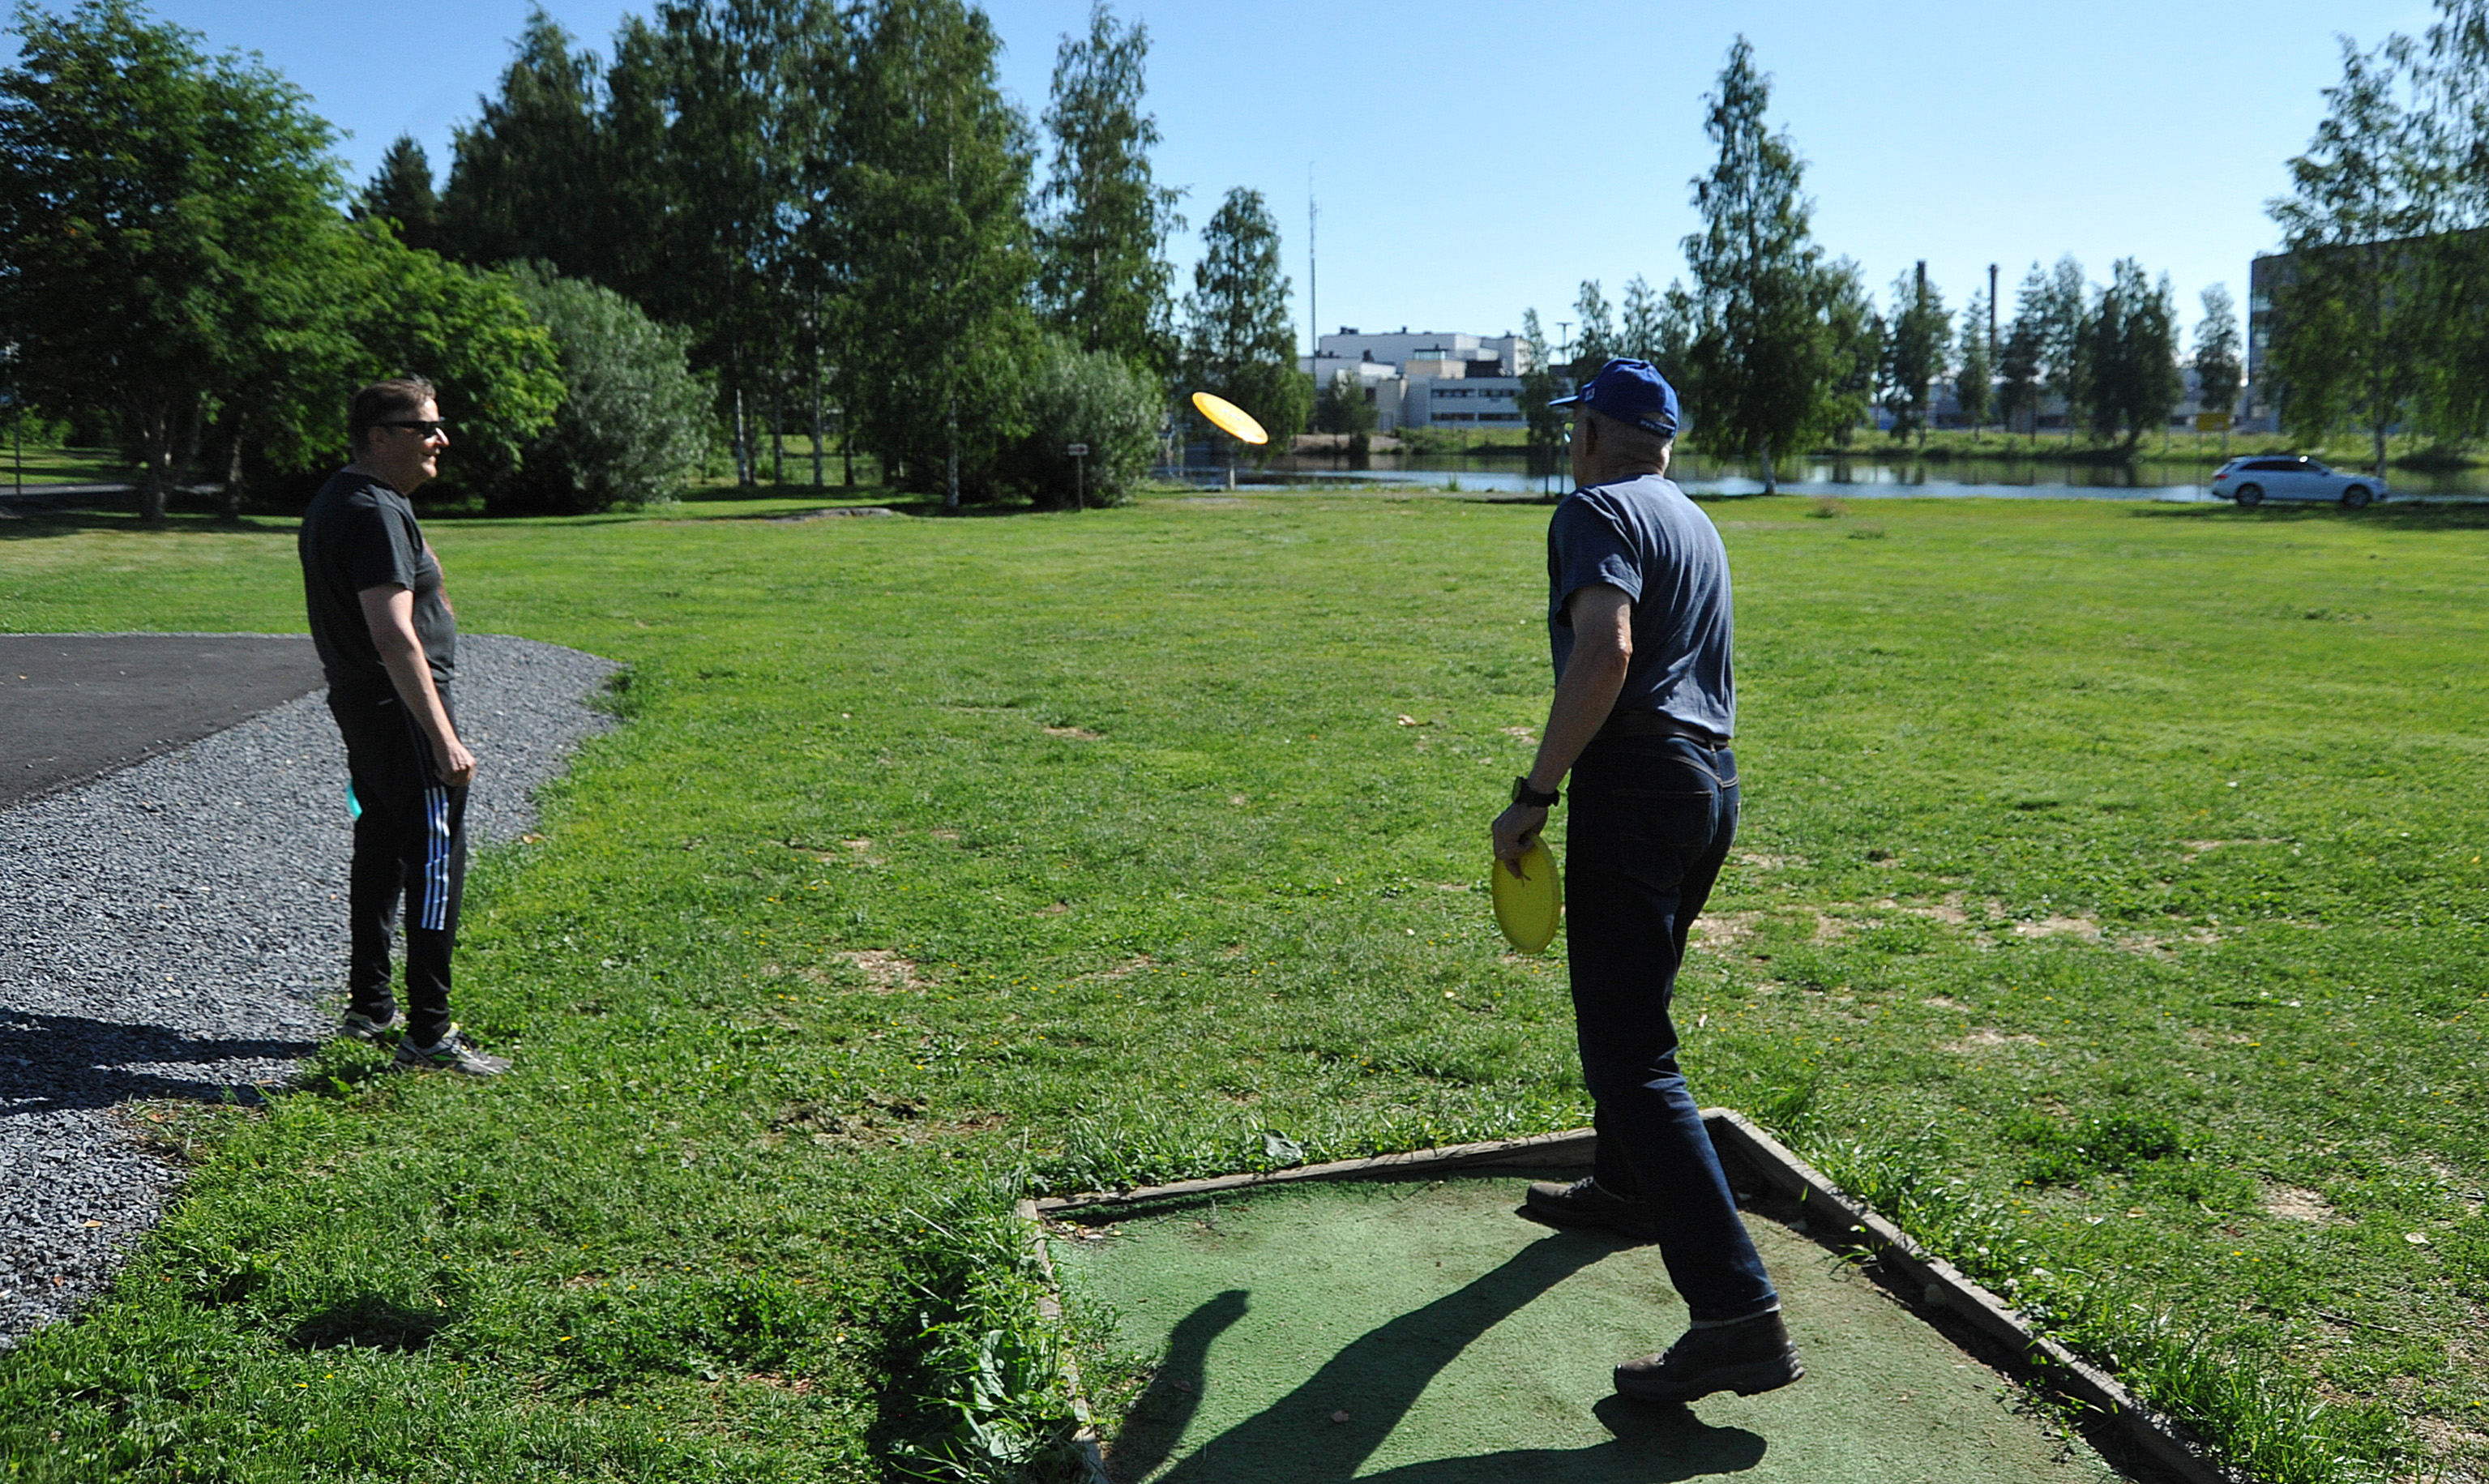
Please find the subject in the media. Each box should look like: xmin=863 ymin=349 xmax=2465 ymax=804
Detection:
xmin=1053 ymin=1175 xmax=2122 ymax=1483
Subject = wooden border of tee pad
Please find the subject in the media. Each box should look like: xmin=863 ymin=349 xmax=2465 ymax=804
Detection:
xmin=1017 ymin=1112 xmax=2239 ymax=1484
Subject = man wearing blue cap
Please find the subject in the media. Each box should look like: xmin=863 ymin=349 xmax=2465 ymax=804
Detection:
xmin=1491 ymin=357 xmax=1801 ymax=1404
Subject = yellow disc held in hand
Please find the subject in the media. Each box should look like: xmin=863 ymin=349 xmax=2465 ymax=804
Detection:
xmin=1190 ymin=391 xmax=1269 ymax=446
xmin=1491 ymin=837 xmax=1562 ymax=954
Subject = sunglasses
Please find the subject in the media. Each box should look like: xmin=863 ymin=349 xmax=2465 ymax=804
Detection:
xmin=374 ymin=419 xmax=451 ymax=437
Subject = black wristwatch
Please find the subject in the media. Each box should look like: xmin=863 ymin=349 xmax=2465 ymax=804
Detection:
xmin=1512 ymin=776 xmax=1560 ymax=809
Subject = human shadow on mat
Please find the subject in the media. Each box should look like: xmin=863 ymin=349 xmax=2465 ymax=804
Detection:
xmin=1108 ymin=1288 xmax=1251 ymax=1480
xmin=1133 ymin=1233 xmax=1764 ymax=1483
xmin=0 ymin=1011 xmax=314 ymax=1112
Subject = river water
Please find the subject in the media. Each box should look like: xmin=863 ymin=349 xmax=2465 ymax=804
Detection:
xmin=1221 ymin=447 xmax=2489 ymax=503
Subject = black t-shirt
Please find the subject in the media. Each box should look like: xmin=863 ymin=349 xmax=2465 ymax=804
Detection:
xmin=298 ymin=468 xmax=455 ymax=704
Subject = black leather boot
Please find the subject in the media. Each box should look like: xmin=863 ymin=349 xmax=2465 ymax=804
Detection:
xmin=1613 ymin=1309 xmax=1803 ymax=1404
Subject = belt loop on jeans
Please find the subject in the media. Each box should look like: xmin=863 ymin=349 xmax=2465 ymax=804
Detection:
xmin=1593 ymin=709 xmax=1728 ymax=748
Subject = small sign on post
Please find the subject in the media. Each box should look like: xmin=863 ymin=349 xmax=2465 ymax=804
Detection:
xmin=1067 ymin=443 xmax=1089 ymax=510
xmin=2193 ymin=413 xmax=2229 ymax=432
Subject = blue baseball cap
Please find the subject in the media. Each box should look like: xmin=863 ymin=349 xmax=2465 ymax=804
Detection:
xmin=1550 ymin=358 xmax=1680 ymax=436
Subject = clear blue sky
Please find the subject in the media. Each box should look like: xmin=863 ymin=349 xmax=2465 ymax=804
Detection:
xmin=25 ymin=0 xmax=2440 ymax=353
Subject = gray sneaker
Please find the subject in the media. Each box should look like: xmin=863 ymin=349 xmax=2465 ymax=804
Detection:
xmin=338 ymin=1009 xmax=397 ymax=1043
xmin=391 ymin=1025 xmax=511 ymax=1076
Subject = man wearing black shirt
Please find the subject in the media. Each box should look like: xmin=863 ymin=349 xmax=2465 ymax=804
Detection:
xmin=298 ymin=377 xmax=507 ymax=1076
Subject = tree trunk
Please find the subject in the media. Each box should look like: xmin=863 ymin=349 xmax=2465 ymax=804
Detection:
xmin=733 ymin=386 xmax=751 ymax=486
xmin=221 ymin=431 xmax=246 ymax=520
xmin=945 ymin=390 xmax=960 ymax=513
xmin=1759 ymin=434 xmax=1777 ymax=496
xmin=810 ymin=362 xmax=823 ymax=489
xmin=771 ymin=391 xmax=785 ymax=485
xmin=2372 ymin=421 xmax=2388 ymax=481
xmin=135 ymin=399 xmax=172 ymax=527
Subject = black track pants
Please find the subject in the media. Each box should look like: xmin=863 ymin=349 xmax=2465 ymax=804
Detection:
xmin=328 ymin=688 xmax=466 ymax=1046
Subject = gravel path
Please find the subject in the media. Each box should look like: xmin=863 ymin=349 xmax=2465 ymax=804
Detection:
xmin=0 ymin=634 xmax=616 ymax=1347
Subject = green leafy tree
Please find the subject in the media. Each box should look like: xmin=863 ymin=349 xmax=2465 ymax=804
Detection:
xmin=1954 ymin=289 xmax=1993 ymax=432
xmin=356 ymin=135 xmax=441 ymax=253
xmin=2038 ymin=256 xmax=2091 ymax=440
xmin=2081 ymin=258 xmax=2182 ymax=449
xmin=504 ymin=263 xmax=709 ymax=511
xmin=1678 ymin=37 xmax=1854 ymax=491
xmin=828 ymin=0 xmax=1038 ymax=508
xmin=1879 ymin=267 xmax=1948 ymax=442
xmin=1571 ymin=280 xmax=1617 ymax=372
xmin=1817 ymin=261 xmax=1880 ymax=447
xmin=1997 ymin=314 xmax=2044 ymax=438
xmin=1314 ymin=370 xmax=1375 ymax=435
xmin=1181 ymin=187 xmax=1310 ymax=451
xmin=438 ymin=10 xmax=607 ymax=278
xmin=1516 ymin=308 xmax=1567 ymax=461
xmin=1035 ymin=2 xmax=1182 ymax=378
xmin=342 ymin=232 xmax=565 ymax=502
xmin=1618 ymin=276 xmax=1665 ymax=365
xmin=2192 ymin=284 xmax=2243 ymax=436
xmin=610 ymin=0 xmax=843 ymax=485
xmin=2011 ymin=259 xmax=2088 ymax=438
xmin=0 ymin=0 xmax=347 ymax=523
xmin=1005 ymin=335 xmax=1161 ymax=507
xmin=2413 ymin=2 xmax=2489 ymax=440
xmin=2268 ymin=33 xmax=2435 ymax=474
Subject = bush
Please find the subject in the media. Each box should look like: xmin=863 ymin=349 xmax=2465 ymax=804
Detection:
xmin=1003 ymin=338 xmax=1162 ymax=507
xmin=499 ymin=263 xmax=711 ymax=512
xmin=1313 ymin=370 xmax=1375 ymax=434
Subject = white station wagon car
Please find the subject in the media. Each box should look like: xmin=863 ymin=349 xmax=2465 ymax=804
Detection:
xmin=2209 ymin=455 xmax=2388 ymax=508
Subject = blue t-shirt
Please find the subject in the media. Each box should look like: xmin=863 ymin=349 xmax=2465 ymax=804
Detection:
xmin=1546 ymin=474 xmax=1734 ymax=740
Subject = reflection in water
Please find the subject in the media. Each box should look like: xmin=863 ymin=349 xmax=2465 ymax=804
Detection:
xmin=1235 ymin=446 xmax=2489 ymax=502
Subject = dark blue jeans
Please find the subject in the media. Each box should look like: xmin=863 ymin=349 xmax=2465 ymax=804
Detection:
xmin=1565 ymin=733 xmax=1777 ymax=1323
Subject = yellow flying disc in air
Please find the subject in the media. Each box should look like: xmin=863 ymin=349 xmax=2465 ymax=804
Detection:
xmin=1190 ymin=391 xmax=1269 ymax=445
xmin=1491 ymin=837 xmax=1563 ymax=954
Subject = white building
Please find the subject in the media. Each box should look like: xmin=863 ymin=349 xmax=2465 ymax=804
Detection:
xmin=1300 ymin=327 xmax=1535 ymax=432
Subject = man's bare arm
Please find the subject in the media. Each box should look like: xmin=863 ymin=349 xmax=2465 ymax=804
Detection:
xmin=357 ymin=584 xmax=475 ymax=786
xmin=1492 ymin=583 xmax=1632 ymax=866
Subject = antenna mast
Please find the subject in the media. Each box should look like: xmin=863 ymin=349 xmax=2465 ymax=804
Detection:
xmin=1307 ymin=162 xmax=1319 ymax=376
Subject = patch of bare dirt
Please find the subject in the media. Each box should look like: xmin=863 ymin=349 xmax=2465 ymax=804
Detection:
xmin=2262 ymin=1185 xmax=2341 ymax=1224
xmin=743 ymin=1373 xmax=818 ymax=1394
xmin=1499 ymin=725 xmax=1537 ymax=743
xmin=1075 ymin=955 xmax=1156 ymax=984
xmin=1810 ymin=909 xmax=1850 ymax=942
xmin=1944 ymin=1028 xmax=2044 ymax=1051
xmin=1921 ymin=995 xmax=1967 ymax=1010
xmin=1693 ymin=910 xmax=1758 ymax=948
xmin=2184 ymin=1026 xmax=2256 ymax=1047
xmin=834 ymin=950 xmax=920 ymax=992
xmin=1043 ymin=725 xmax=1103 ymax=740
xmin=1734 ymin=851 xmax=1808 ymax=870
xmin=1906 ymin=893 xmax=1972 ymax=926
xmin=2012 ymin=913 xmax=2102 ymax=942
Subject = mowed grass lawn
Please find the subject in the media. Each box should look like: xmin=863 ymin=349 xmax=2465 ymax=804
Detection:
xmin=1 ymin=490 xmax=2484 ymax=1482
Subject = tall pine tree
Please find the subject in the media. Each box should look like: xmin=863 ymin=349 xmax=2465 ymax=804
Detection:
xmin=2268 ymin=33 xmax=2434 ymax=473
xmin=356 ymin=135 xmax=440 ymax=253
xmin=1678 ymin=37 xmax=1850 ymax=491
xmin=828 ymin=0 xmax=1037 ymax=508
xmin=1036 ymin=2 xmax=1181 ymax=378
xmin=437 ymin=11 xmax=607 ymax=277
xmin=1953 ymin=289 xmax=1992 ymax=433
xmin=1181 ymin=187 xmax=1308 ymax=450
